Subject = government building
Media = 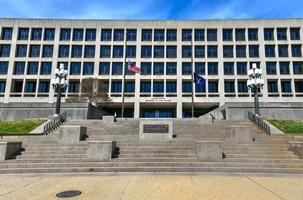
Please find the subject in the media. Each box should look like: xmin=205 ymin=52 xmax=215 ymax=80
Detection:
xmin=0 ymin=18 xmax=302 ymax=118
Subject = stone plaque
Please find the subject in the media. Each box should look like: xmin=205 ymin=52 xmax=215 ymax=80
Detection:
xmin=143 ymin=124 xmax=169 ymax=133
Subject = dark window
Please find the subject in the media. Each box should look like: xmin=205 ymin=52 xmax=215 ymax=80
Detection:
xmin=153 ymin=81 xmax=164 ymax=93
xmin=68 ymin=81 xmax=80 ymax=93
xmin=265 ymin=45 xmax=275 ymax=57
xmin=60 ymin=29 xmax=71 ymax=41
xmin=71 ymin=45 xmax=82 ymax=58
xmin=208 ymin=62 xmax=218 ymax=75
xmin=166 ymin=82 xmax=176 ymax=93
xmin=83 ymin=62 xmax=94 ymax=75
xmin=249 ymin=45 xmax=259 ymax=57
xmin=70 ymin=62 xmax=81 ymax=75
xmin=44 ymin=28 xmax=55 ymax=41
xmin=25 ymin=81 xmax=36 ymax=93
xmin=182 ymin=29 xmax=192 ymax=41
xmin=100 ymin=45 xmax=111 ymax=58
xmin=39 ymin=81 xmax=50 ymax=93
xmin=195 ymin=45 xmax=205 ymax=58
xmin=140 ymin=81 xmax=151 ymax=93
xmin=0 ymin=62 xmax=8 ymax=74
xmin=293 ymin=62 xmax=303 ymax=74
xmin=277 ymin=28 xmax=287 ymax=40
xmin=1 ymin=28 xmax=13 ymax=40
xmin=237 ymin=62 xmax=247 ymax=75
xmin=290 ymin=28 xmax=300 ymax=40
xmin=208 ymin=81 xmax=218 ymax=93
xmin=223 ymin=29 xmax=233 ymax=41
xmin=27 ymin=62 xmax=38 ymax=75
xmin=281 ymin=81 xmax=292 ymax=93
xmin=195 ymin=29 xmax=205 ymax=41
xmin=154 ymin=46 xmax=164 ymax=58
xmin=101 ymin=29 xmax=112 ymax=41
xmin=182 ymin=62 xmax=192 ymax=75
xmin=0 ymin=44 xmax=11 ymax=57
xmin=142 ymin=29 xmax=152 ymax=41
xmin=112 ymin=62 xmax=123 ymax=75
xmin=166 ymin=62 xmax=176 ymax=75
xmin=99 ymin=62 xmax=110 ymax=75
xmin=126 ymin=29 xmax=136 ymax=41
xmin=12 ymin=80 xmax=23 ymax=92
xmin=58 ymin=45 xmax=69 ymax=58
xmin=126 ymin=46 xmax=136 ymax=58
xmin=236 ymin=45 xmax=246 ymax=58
xmin=73 ymin=29 xmax=84 ymax=41
xmin=18 ymin=28 xmax=29 ymax=40
xmin=153 ymin=62 xmax=164 ymax=75
xmin=16 ymin=45 xmax=27 ymax=57
xmin=167 ymin=29 xmax=177 ymax=41
xmin=278 ymin=45 xmax=288 ymax=57
xmin=42 ymin=45 xmax=53 ymax=57
xmin=141 ymin=62 xmax=151 ymax=75
xmin=266 ymin=62 xmax=276 ymax=75
xmin=264 ymin=28 xmax=274 ymax=40
xmin=29 ymin=45 xmax=40 ymax=57
xmin=238 ymin=81 xmax=248 ymax=93
xmin=223 ymin=45 xmax=233 ymax=58
xmin=84 ymin=45 xmax=95 ymax=58
xmin=111 ymin=81 xmax=122 ymax=93
xmin=113 ymin=45 xmax=123 ymax=58
xmin=166 ymin=45 xmax=177 ymax=58
xmin=0 ymin=81 xmax=5 ymax=93
xmin=114 ymin=29 xmax=124 ymax=41
xmin=40 ymin=62 xmax=52 ymax=75
xmin=207 ymin=45 xmax=217 ymax=58
xmin=236 ymin=29 xmax=245 ymax=41
xmin=85 ymin=29 xmax=96 ymax=41
xmin=268 ymin=81 xmax=278 ymax=93
xmin=207 ymin=29 xmax=217 ymax=41
xmin=125 ymin=82 xmax=135 ymax=93
xmin=31 ymin=28 xmax=42 ymax=40
xmin=248 ymin=29 xmax=258 ymax=41
xmin=182 ymin=81 xmax=192 ymax=93
xmin=295 ymin=81 xmax=303 ymax=93
xmin=291 ymin=45 xmax=302 ymax=57
xmin=154 ymin=29 xmax=164 ymax=41
xmin=224 ymin=62 xmax=234 ymax=75
xmin=195 ymin=62 xmax=205 ymax=75
xmin=14 ymin=62 xmax=25 ymax=75
xmin=224 ymin=81 xmax=235 ymax=93
xmin=141 ymin=45 xmax=152 ymax=58
xmin=279 ymin=62 xmax=290 ymax=75
xmin=182 ymin=46 xmax=192 ymax=58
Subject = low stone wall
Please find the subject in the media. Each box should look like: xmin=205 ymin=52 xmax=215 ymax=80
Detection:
xmin=289 ymin=141 xmax=303 ymax=159
xmin=0 ymin=142 xmax=22 ymax=161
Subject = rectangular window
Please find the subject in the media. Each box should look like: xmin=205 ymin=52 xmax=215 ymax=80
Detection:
xmin=166 ymin=82 xmax=176 ymax=93
xmin=60 ymin=29 xmax=71 ymax=41
xmin=293 ymin=62 xmax=303 ymax=74
xmin=154 ymin=46 xmax=164 ymax=58
xmin=100 ymin=45 xmax=111 ymax=58
xmin=236 ymin=29 xmax=246 ymax=41
xmin=40 ymin=62 xmax=52 ymax=75
xmin=223 ymin=29 xmax=233 ymax=41
xmin=266 ymin=62 xmax=276 ymax=75
xmin=207 ymin=45 xmax=217 ymax=58
xmin=277 ymin=28 xmax=287 ymax=40
xmin=195 ymin=62 xmax=205 ymax=75
xmin=113 ymin=45 xmax=123 ymax=58
xmin=140 ymin=81 xmax=151 ymax=93
xmin=31 ymin=28 xmax=42 ymax=40
xmin=38 ymin=81 xmax=50 ymax=93
xmin=208 ymin=81 xmax=218 ymax=93
xmin=12 ymin=80 xmax=23 ymax=92
xmin=27 ymin=62 xmax=38 ymax=75
xmin=73 ymin=29 xmax=84 ymax=41
xmin=142 ymin=29 xmax=152 ymax=41
xmin=42 ymin=45 xmax=53 ymax=57
xmin=83 ymin=62 xmax=94 ymax=75
xmin=223 ymin=45 xmax=233 ymax=58
xmin=224 ymin=62 xmax=234 ymax=75
xmin=225 ymin=81 xmax=235 ymax=93
xmin=182 ymin=81 xmax=192 ymax=93
xmin=166 ymin=29 xmax=177 ymax=41
xmin=99 ymin=62 xmax=110 ymax=75
xmin=126 ymin=29 xmax=136 ymax=41
xmin=182 ymin=29 xmax=192 ymax=41
xmin=166 ymin=62 xmax=176 ymax=75
xmin=14 ymin=62 xmax=25 ymax=75
xmin=84 ymin=45 xmax=95 ymax=58
xmin=101 ymin=29 xmax=112 ymax=41
xmin=25 ymin=81 xmax=36 ymax=93
xmin=71 ymin=45 xmax=82 ymax=58
xmin=114 ymin=29 xmax=124 ymax=41
xmin=291 ymin=45 xmax=302 ymax=57
xmin=126 ymin=46 xmax=136 ymax=58
xmin=264 ymin=28 xmax=274 ymax=40
xmin=281 ymin=80 xmax=292 ymax=93
xmin=265 ymin=45 xmax=275 ymax=57
xmin=153 ymin=81 xmax=164 ymax=93
xmin=69 ymin=81 xmax=80 ymax=93
xmin=166 ymin=45 xmax=177 ymax=58
xmin=1 ymin=27 xmax=13 ymax=40
xmin=141 ymin=62 xmax=151 ymax=75
xmin=208 ymin=62 xmax=218 ymax=75
xmin=248 ymin=28 xmax=258 ymax=41
xmin=207 ymin=29 xmax=217 ymax=41
xmin=195 ymin=45 xmax=205 ymax=58
xmin=44 ymin=28 xmax=55 ymax=41
xmin=182 ymin=62 xmax=192 ymax=75
xmin=153 ymin=62 xmax=164 ymax=75
xmin=154 ymin=29 xmax=164 ymax=41
xmin=58 ymin=45 xmax=70 ymax=58
xmin=268 ymin=81 xmax=278 ymax=93
xmin=278 ymin=45 xmax=288 ymax=57
xmin=141 ymin=45 xmax=152 ymax=58
xmin=0 ymin=62 xmax=8 ymax=74
xmin=295 ymin=81 xmax=303 ymax=93
xmin=237 ymin=62 xmax=247 ymax=75
xmin=111 ymin=81 xmax=122 ymax=93
xmin=249 ymin=45 xmax=259 ymax=57
xmin=279 ymin=62 xmax=290 ymax=75
xmin=125 ymin=81 xmax=135 ymax=93
xmin=290 ymin=28 xmax=300 ymax=40
xmin=0 ymin=44 xmax=11 ymax=57
xmin=18 ymin=28 xmax=29 ymax=40
xmin=112 ymin=62 xmax=123 ymax=75
xmin=238 ymin=81 xmax=248 ymax=93
xmin=182 ymin=46 xmax=192 ymax=58
xmin=70 ymin=62 xmax=81 ymax=75
xmin=16 ymin=44 xmax=27 ymax=57
xmin=236 ymin=45 xmax=246 ymax=58
xmin=0 ymin=81 xmax=6 ymax=93
xmin=85 ymin=29 xmax=96 ymax=41
xmin=194 ymin=29 xmax=205 ymax=41
xmin=29 ymin=45 xmax=40 ymax=57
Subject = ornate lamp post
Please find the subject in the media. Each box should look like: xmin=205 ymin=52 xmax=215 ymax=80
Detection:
xmin=247 ymin=63 xmax=264 ymax=115
xmin=51 ymin=63 xmax=68 ymax=116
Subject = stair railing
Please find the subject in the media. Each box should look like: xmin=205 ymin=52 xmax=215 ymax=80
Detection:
xmin=248 ymin=111 xmax=271 ymax=135
xmin=43 ymin=112 xmax=67 ymax=135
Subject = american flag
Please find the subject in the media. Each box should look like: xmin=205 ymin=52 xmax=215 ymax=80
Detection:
xmin=128 ymin=60 xmax=141 ymax=74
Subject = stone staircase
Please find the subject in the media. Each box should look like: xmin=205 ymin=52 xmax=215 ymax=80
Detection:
xmin=0 ymin=119 xmax=303 ymax=174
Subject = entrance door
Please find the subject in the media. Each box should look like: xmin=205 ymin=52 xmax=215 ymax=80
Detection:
xmin=143 ymin=109 xmax=174 ymax=118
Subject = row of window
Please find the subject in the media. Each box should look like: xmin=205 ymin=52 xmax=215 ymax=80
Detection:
xmin=1 ymin=27 xmax=301 ymax=41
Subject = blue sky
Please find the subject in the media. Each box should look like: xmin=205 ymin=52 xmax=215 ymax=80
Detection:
xmin=0 ymin=0 xmax=303 ymax=20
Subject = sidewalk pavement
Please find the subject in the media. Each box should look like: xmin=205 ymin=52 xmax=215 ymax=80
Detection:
xmin=1 ymin=174 xmax=303 ymax=200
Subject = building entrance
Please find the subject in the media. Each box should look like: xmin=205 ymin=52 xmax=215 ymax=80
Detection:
xmin=142 ymin=109 xmax=175 ymax=118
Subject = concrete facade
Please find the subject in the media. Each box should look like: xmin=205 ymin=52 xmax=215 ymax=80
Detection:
xmin=0 ymin=18 xmax=303 ymax=118
xmin=58 ymin=125 xmax=87 ymax=144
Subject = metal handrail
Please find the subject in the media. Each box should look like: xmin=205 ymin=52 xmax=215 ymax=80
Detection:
xmin=248 ymin=111 xmax=271 ymax=135
xmin=43 ymin=112 xmax=67 ymax=135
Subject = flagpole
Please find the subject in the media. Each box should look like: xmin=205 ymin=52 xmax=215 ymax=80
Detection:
xmin=191 ymin=30 xmax=195 ymax=118
xmin=121 ymin=31 xmax=127 ymax=118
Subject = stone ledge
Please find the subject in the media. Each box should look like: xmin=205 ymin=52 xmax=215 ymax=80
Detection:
xmin=226 ymin=126 xmax=253 ymax=143
xmin=289 ymin=141 xmax=303 ymax=159
xmin=58 ymin=126 xmax=87 ymax=144
xmin=195 ymin=140 xmax=223 ymax=162
xmin=87 ymin=141 xmax=117 ymax=161
xmin=0 ymin=142 xmax=22 ymax=161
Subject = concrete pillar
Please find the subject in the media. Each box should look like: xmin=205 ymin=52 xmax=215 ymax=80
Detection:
xmin=58 ymin=126 xmax=87 ymax=144
xmin=226 ymin=126 xmax=253 ymax=143
xmin=87 ymin=141 xmax=117 ymax=161
xmin=195 ymin=141 xmax=222 ymax=162
xmin=0 ymin=142 xmax=22 ymax=161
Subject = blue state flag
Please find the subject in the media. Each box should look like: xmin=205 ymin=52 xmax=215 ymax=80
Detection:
xmin=193 ymin=72 xmax=205 ymax=88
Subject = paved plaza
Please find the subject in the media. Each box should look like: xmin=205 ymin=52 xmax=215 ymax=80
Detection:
xmin=0 ymin=175 xmax=303 ymax=200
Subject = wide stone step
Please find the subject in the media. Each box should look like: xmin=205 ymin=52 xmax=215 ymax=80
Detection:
xmin=118 ymin=154 xmax=197 ymax=158
xmin=120 ymin=150 xmax=195 ymax=154
xmin=21 ymin=150 xmax=87 ymax=155
xmin=222 ymin=150 xmax=294 ymax=155
xmin=16 ymin=154 xmax=86 ymax=159
xmin=120 ymin=147 xmax=196 ymax=151
xmin=24 ymin=147 xmax=88 ymax=151
xmin=226 ymin=154 xmax=299 ymax=159
xmin=225 ymin=158 xmax=303 ymax=163
xmin=222 ymin=147 xmax=289 ymax=151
